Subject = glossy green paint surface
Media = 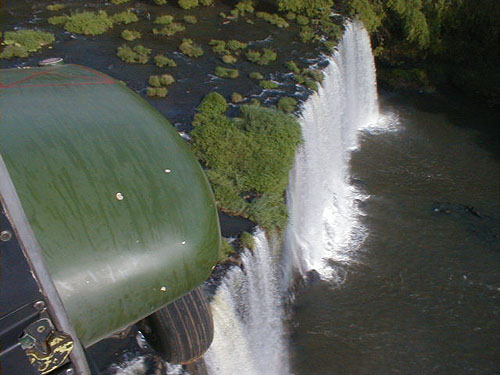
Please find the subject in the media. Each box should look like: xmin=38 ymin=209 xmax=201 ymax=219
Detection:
xmin=0 ymin=65 xmax=220 ymax=347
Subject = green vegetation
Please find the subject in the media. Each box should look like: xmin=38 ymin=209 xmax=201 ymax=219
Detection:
xmin=154 ymin=15 xmax=174 ymax=25
xmin=249 ymin=71 xmax=264 ymax=80
xmin=178 ymin=0 xmax=198 ymax=10
xmin=111 ymin=0 xmax=130 ymax=4
xmin=256 ymin=12 xmax=289 ymax=28
xmin=154 ymin=54 xmax=177 ymax=67
xmin=210 ymin=40 xmax=247 ymax=57
xmin=240 ymin=231 xmax=255 ymax=250
xmin=245 ymin=48 xmax=277 ymax=65
xmin=278 ymin=0 xmax=333 ymax=18
xmin=222 ymin=55 xmax=237 ymax=64
xmin=149 ymin=74 xmax=175 ymax=87
xmin=116 ymin=44 xmax=151 ymax=64
xmin=183 ymin=15 xmax=198 ymax=24
xmin=232 ymin=92 xmax=244 ymax=103
xmin=121 ymin=29 xmax=141 ymax=41
xmin=152 ymin=23 xmax=185 ymax=36
xmin=191 ymin=93 xmax=302 ymax=231
xmin=215 ymin=66 xmax=239 ymax=79
xmin=234 ymin=0 xmax=255 ymax=16
xmin=111 ymin=11 xmax=139 ymax=24
xmin=227 ymin=40 xmax=248 ymax=51
xmin=259 ymin=80 xmax=279 ymax=89
xmin=296 ymin=14 xmax=309 ymax=25
xmin=285 ymin=60 xmax=301 ymax=74
xmin=48 ymin=15 xmax=69 ymax=25
xmin=147 ymin=87 xmax=168 ymax=97
xmin=277 ymin=97 xmax=298 ymax=113
xmin=47 ymin=4 xmax=66 ymax=11
xmin=1 ymin=29 xmax=55 ymax=59
xmin=179 ymin=39 xmax=203 ymax=58
xmin=219 ymin=238 xmax=235 ymax=261
xmin=153 ymin=0 xmax=168 ymax=4
xmin=62 ymin=11 xmax=114 ymax=35
xmin=199 ymin=0 xmax=214 ymax=5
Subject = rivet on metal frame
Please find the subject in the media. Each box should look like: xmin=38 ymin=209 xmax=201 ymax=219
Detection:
xmin=0 ymin=230 xmax=12 ymax=242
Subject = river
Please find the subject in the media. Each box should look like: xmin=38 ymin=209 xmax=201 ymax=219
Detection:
xmin=291 ymin=92 xmax=500 ymax=375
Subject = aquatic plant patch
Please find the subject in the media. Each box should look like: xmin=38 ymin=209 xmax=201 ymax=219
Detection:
xmin=117 ymin=44 xmax=151 ymax=64
xmin=154 ymin=55 xmax=177 ymax=67
xmin=1 ymin=29 xmax=55 ymax=59
xmin=179 ymin=39 xmax=203 ymax=58
xmin=121 ymin=29 xmax=141 ymax=41
xmin=63 ymin=11 xmax=114 ymax=35
xmin=111 ymin=10 xmax=139 ymax=24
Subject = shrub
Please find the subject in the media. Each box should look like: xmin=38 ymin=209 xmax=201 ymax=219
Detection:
xmin=183 ymin=15 xmax=197 ymax=24
xmin=178 ymin=0 xmax=198 ymax=9
xmin=121 ymin=29 xmax=141 ymax=41
xmin=116 ymin=44 xmax=151 ymax=64
xmin=111 ymin=11 xmax=139 ymax=24
xmin=0 ymin=45 xmax=30 ymax=58
xmin=199 ymin=0 xmax=214 ymax=5
xmin=147 ymin=87 xmax=168 ymax=97
xmin=48 ymin=15 xmax=69 ymax=25
xmin=300 ymin=26 xmax=317 ymax=43
xmin=198 ymin=92 xmax=228 ymax=115
xmin=152 ymin=23 xmax=185 ymax=36
xmin=159 ymin=74 xmax=175 ymax=85
xmin=210 ymin=39 xmax=227 ymax=55
xmin=232 ymin=92 xmax=244 ymax=103
xmin=303 ymin=68 xmax=324 ymax=82
xmin=259 ymin=80 xmax=279 ymax=89
xmin=296 ymin=15 xmax=309 ymax=25
xmin=111 ymin=0 xmax=130 ymax=4
xmin=222 ymin=54 xmax=237 ymax=64
xmin=153 ymin=0 xmax=168 ymax=4
xmin=227 ymin=40 xmax=247 ymax=51
xmin=240 ymin=231 xmax=255 ymax=250
xmin=277 ymin=96 xmax=298 ymax=113
xmin=249 ymin=71 xmax=264 ymax=80
xmin=219 ymin=238 xmax=236 ymax=260
xmin=192 ymin=97 xmax=302 ymax=230
xmin=64 ymin=11 xmax=114 ymax=35
xmin=47 ymin=4 xmax=66 ymax=11
xmin=149 ymin=75 xmax=161 ymax=87
xmin=154 ymin=15 xmax=174 ymax=24
xmin=179 ymin=39 xmax=203 ymax=58
xmin=304 ymin=78 xmax=318 ymax=91
xmin=245 ymin=48 xmax=277 ymax=65
xmin=286 ymin=12 xmax=296 ymax=20
xmin=2 ymin=29 xmax=55 ymax=55
xmin=285 ymin=60 xmax=301 ymax=74
xmin=235 ymin=0 xmax=255 ymax=16
xmin=154 ymin=54 xmax=177 ymax=67
xmin=256 ymin=12 xmax=289 ymax=28
xmin=215 ymin=66 xmax=239 ymax=79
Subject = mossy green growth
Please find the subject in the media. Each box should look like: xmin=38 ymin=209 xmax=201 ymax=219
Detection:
xmin=222 ymin=54 xmax=237 ymax=64
xmin=296 ymin=14 xmax=309 ymax=25
xmin=285 ymin=60 xmax=301 ymax=74
xmin=111 ymin=0 xmax=130 ymax=4
xmin=249 ymin=71 xmax=264 ymax=80
xmin=154 ymin=54 xmax=177 ymax=67
xmin=245 ymin=48 xmax=277 ymax=65
xmin=199 ymin=0 xmax=214 ymax=5
xmin=63 ymin=11 xmax=113 ymax=35
xmin=154 ymin=15 xmax=174 ymax=24
xmin=48 ymin=15 xmax=69 ymax=25
xmin=116 ymin=44 xmax=151 ymax=64
xmin=231 ymin=92 xmax=244 ymax=103
xmin=300 ymin=25 xmax=319 ymax=43
xmin=47 ymin=4 xmax=66 ymax=11
xmin=178 ymin=0 xmax=198 ymax=10
xmin=121 ymin=29 xmax=141 ymax=41
xmin=219 ymin=238 xmax=235 ymax=261
xmin=149 ymin=74 xmax=175 ymax=86
xmin=147 ymin=87 xmax=168 ymax=97
xmin=240 ymin=231 xmax=255 ymax=250
xmin=227 ymin=40 xmax=248 ymax=51
xmin=210 ymin=40 xmax=227 ymax=55
xmin=111 ymin=10 xmax=139 ymax=24
xmin=179 ymin=39 xmax=203 ymax=58
xmin=303 ymin=68 xmax=324 ymax=82
xmin=259 ymin=80 xmax=279 ymax=89
xmin=234 ymin=0 xmax=255 ymax=16
xmin=183 ymin=15 xmax=198 ymax=24
xmin=1 ymin=29 xmax=55 ymax=59
xmin=256 ymin=12 xmax=289 ymax=28
xmin=215 ymin=66 xmax=239 ymax=79
xmin=191 ymin=94 xmax=302 ymax=231
xmin=277 ymin=97 xmax=298 ymax=113
xmin=152 ymin=23 xmax=185 ymax=36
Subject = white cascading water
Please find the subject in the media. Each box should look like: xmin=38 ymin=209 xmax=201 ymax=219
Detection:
xmin=205 ymin=229 xmax=290 ymax=375
xmin=285 ymin=20 xmax=379 ymax=280
xmin=204 ymin=20 xmax=379 ymax=375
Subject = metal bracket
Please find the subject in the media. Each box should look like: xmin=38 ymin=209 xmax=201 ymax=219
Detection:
xmin=20 ymin=318 xmax=74 ymax=374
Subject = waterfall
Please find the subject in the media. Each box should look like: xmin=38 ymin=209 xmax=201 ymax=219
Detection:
xmin=285 ymin=20 xmax=379 ymax=281
xmin=204 ymin=20 xmax=378 ymax=375
xmin=205 ymin=229 xmax=290 ymax=375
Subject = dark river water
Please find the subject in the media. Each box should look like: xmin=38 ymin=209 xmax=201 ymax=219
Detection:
xmin=291 ymin=93 xmax=500 ymax=375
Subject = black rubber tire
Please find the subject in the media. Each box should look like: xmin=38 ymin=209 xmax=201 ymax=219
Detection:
xmin=146 ymin=286 xmax=214 ymax=364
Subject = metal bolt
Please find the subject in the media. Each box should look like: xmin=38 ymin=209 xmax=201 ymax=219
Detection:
xmin=33 ymin=301 xmax=46 ymax=310
xmin=37 ymin=326 xmax=46 ymax=333
xmin=65 ymin=368 xmax=75 ymax=375
xmin=0 ymin=230 xmax=12 ymax=242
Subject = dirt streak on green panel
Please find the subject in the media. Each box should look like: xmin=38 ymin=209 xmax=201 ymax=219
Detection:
xmin=0 ymin=65 xmax=220 ymax=347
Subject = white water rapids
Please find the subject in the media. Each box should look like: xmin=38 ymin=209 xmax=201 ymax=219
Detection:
xmin=205 ymin=20 xmax=379 ymax=375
